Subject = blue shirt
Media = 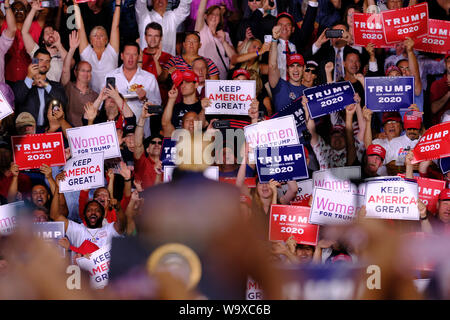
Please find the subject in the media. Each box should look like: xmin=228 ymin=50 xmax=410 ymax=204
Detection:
xmin=272 ymin=78 xmax=306 ymax=113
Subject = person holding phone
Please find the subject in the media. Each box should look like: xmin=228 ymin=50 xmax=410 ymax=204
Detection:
xmin=74 ymin=0 xmax=121 ymax=93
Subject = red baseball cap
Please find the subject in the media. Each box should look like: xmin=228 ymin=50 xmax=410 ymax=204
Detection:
xmin=287 ymin=54 xmax=305 ymax=66
xmin=439 ymin=188 xmax=450 ymax=201
xmin=276 ymin=12 xmax=296 ymax=26
xmin=172 ymin=70 xmax=198 ymax=87
xmin=385 ymin=65 xmax=402 ymax=76
xmin=367 ymin=144 xmax=386 ymax=161
xmin=182 ymin=70 xmax=199 ymax=83
xmin=403 ymin=110 xmax=422 ymax=130
xmin=171 ymin=69 xmax=183 ymax=87
xmin=382 ymin=111 xmax=402 ymax=125
xmin=232 ymin=69 xmax=251 ymax=80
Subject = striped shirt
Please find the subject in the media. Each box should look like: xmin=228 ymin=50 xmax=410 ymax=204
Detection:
xmin=163 ymin=55 xmax=219 ymax=77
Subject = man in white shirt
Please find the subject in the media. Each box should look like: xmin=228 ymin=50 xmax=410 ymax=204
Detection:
xmin=50 ymin=175 xmax=126 ymax=249
xmin=105 ymin=42 xmax=162 ymax=137
xmin=383 ymin=110 xmax=422 ymax=175
xmin=135 ymin=0 xmax=192 ymax=55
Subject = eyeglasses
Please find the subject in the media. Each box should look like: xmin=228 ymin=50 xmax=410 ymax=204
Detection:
xmin=304 ymin=68 xmax=317 ymax=74
xmin=13 ymin=8 xmax=26 ymax=13
xmin=150 ymin=141 xmax=163 ymax=145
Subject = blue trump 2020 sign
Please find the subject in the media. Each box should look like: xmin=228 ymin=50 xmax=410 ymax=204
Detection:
xmin=256 ymin=144 xmax=309 ymax=183
xmin=365 ymin=76 xmax=414 ymax=112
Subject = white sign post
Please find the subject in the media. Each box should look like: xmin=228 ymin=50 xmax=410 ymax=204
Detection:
xmin=67 ymin=122 xmax=121 ymax=159
xmin=59 ymin=153 xmax=105 ymax=193
xmin=205 ymin=80 xmax=256 ymax=115
xmin=365 ymin=180 xmax=420 ymax=220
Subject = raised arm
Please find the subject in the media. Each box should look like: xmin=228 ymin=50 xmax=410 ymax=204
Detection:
xmin=73 ymin=2 xmax=89 ymax=54
xmin=161 ymin=86 xmax=178 ymax=137
xmin=362 ymin=106 xmax=374 ymax=148
xmin=231 ymin=42 xmax=269 ymax=65
xmin=4 ymin=0 xmax=17 ymax=38
xmin=325 ymin=61 xmax=334 ymax=84
xmin=118 ymin=161 xmax=132 ymax=199
xmin=22 ymin=0 xmax=41 ymax=55
xmin=303 ymin=95 xmax=318 ymax=147
xmin=279 ymin=180 xmax=298 ymax=205
xmin=134 ymin=101 xmax=154 ymax=159
xmin=61 ymin=30 xmax=80 ymax=86
xmin=194 ymin=0 xmax=208 ymax=32
xmin=353 ymin=92 xmax=365 ymax=143
xmin=7 ymin=163 xmax=19 ymax=203
xmin=404 ymin=37 xmax=422 ymax=96
xmin=112 ymin=198 xmax=127 ymax=234
xmin=110 ymin=0 xmax=121 ymax=53
xmin=50 ymin=172 xmax=69 ymax=232
xmin=268 ymin=25 xmax=281 ymax=89
xmin=105 ymin=85 xmax=134 ymax=118
xmin=345 ymin=102 xmax=357 ymax=166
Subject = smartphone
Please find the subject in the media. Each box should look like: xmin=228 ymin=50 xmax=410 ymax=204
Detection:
xmin=212 ymin=120 xmax=231 ymax=129
xmin=264 ymin=35 xmax=272 ymax=43
xmin=146 ymin=105 xmax=163 ymax=114
xmin=106 ymin=77 xmax=116 ymax=89
xmin=32 ymin=57 xmax=39 ymax=65
xmin=325 ymin=29 xmax=344 ymax=38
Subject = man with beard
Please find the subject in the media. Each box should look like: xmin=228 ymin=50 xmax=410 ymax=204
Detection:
xmin=13 ymin=48 xmax=67 ymax=131
xmin=22 ymin=0 xmax=71 ymax=82
xmin=51 ymin=174 xmax=126 ymax=248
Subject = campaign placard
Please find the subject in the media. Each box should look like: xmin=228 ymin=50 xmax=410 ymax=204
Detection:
xmin=365 ymin=77 xmax=414 ymax=112
xmin=205 ymin=80 xmax=256 ymax=115
xmin=0 ymin=202 xmax=23 ymax=235
xmin=59 ymin=153 xmax=105 ymax=193
xmin=160 ymin=138 xmax=177 ymax=166
xmin=278 ymin=179 xmax=313 ymax=206
xmin=66 ymin=122 xmax=121 ymax=160
xmin=256 ymin=144 xmax=308 ymax=183
xmin=353 ymin=13 xmax=391 ymax=48
xmin=269 ymin=205 xmax=319 ymax=245
xmin=270 ymin=97 xmax=307 ymax=132
xmin=381 ymin=3 xmax=428 ymax=43
xmin=414 ymin=19 xmax=450 ymax=55
xmin=439 ymin=157 xmax=450 ymax=174
xmin=412 ymin=122 xmax=450 ymax=163
xmin=310 ymin=188 xmax=363 ymax=225
xmin=11 ymin=133 xmax=66 ymax=170
xmin=304 ymin=81 xmax=355 ymax=119
xmin=312 ymin=166 xmax=361 ymax=193
xmin=365 ymin=180 xmax=419 ymax=220
xmin=33 ymin=222 xmax=65 ymax=257
xmin=76 ymin=245 xmax=111 ymax=289
xmin=246 ymin=277 xmax=263 ymax=300
xmin=398 ymin=174 xmax=446 ymax=214
xmin=244 ymin=115 xmax=299 ymax=149
xmin=0 ymin=90 xmax=13 ymax=121
xmin=163 ymin=166 xmax=219 ymax=182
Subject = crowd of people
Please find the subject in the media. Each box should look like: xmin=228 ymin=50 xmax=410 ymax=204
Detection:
xmin=0 ymin=0 xmax=449 ymax=299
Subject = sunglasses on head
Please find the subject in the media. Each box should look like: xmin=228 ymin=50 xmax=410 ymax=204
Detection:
xmin=150 ymin=140 xmax=162 ymax=145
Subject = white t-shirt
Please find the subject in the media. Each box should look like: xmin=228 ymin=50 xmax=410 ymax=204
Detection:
xmin=66 ymin=220 xmax=120 ymax=249
xmin=384 ymin=134 xmax=419 ymax=164
xmin=81 ymin=44 xmax=118 ymax=94
xmin=105 ymin=66 xmax=162 ymax=137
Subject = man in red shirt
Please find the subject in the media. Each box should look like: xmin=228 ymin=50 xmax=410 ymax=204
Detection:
xmin=430 ymin=55 xmax=450 ymax=126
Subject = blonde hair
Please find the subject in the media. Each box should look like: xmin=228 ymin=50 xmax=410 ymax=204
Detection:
xmin=239 ymin=38 xmax=262 ymax=73
xmin=89 ymin=26 xmax=109 ymax=45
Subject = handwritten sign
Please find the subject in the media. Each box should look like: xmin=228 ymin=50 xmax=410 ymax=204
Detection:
xmin=353 ymin=13 xmax=391 ymax=48
xmin=76 ymin=245 xmax=111 ymax=289
xmin=244 ymin=115 xmax=299 ymax=149
xmin=256 ymin=144 xmax=308 ymax=183
xmin=414 ymin=19 xmax=450 ymax=55
xmin=365 ymin=180 xmax=419 ymax=220
xmin=59 ymin=153 xmax=105 ymax=193
xmin=67 ymin=122 xmax=121 ymax=160
xmin=365 ymin=77 xmax=414 ymax=112
xmin=269 ymin=205 xmax=319 ymax=245
xmin=11 ymin=133 xmax=66 ymax=170
xmin=382 ymin=3 xmax=429 ymax=43
xmin=304 ymin=81 xmax=355 ymax=119
xmin=310 ymin=188 xmax=363 ymax=225
xmin=412 ymin=122 xmax=450 ymax=163
xmin=205 ymin=80 xmax=256 ymax=115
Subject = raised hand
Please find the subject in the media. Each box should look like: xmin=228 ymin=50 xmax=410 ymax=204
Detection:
xmin=325 ymin=61 xmax=334 ymax=74
xmin=168 ymin=85 xmax=178 ymax=101
xmin=83 ymin=102 xmax=97 ymax=121
xmin=10 ymin=163 xmax=19 ymax=177
xmin=69 ymin=30 xmax=80 ymax=49
xmin=362 ymin=106 xmax=373 ymax=122
xmin=119 ymin=161 xmax=132 ymax=180
xmin=272 ymin=25 xmax=281 ymax=40
xmin=39 ymin=164 xmax=53 ymax=179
